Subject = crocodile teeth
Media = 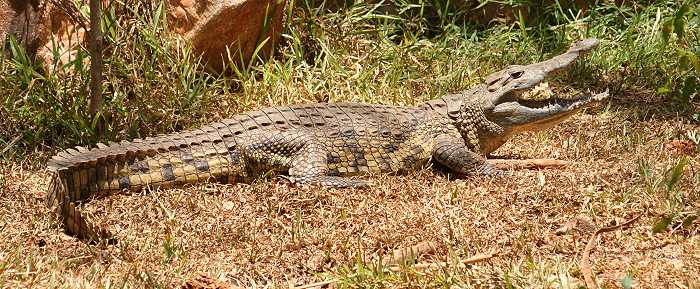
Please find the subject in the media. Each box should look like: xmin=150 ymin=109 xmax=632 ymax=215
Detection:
xmin=491 ymin=89 xmax=608 ymax=128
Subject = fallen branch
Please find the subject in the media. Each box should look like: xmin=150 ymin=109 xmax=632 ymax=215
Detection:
xmin=382 ymin=241 xmax=437 ymax=266
xmin=487 ymin=159 xmax=569 ymax=170
xmin=290 ymin=279 xmax=338 ymax=289
xmin=0 ymin=135 xmax=21 ymax=155
xmin=581 ymin=215 xmax=641 ymax=289
xmin=180 ymin=273 xmax=244 ymax=289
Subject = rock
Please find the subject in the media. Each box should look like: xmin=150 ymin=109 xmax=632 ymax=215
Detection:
xmin=2 ymin=0 xmax=287 ymax=74
xmin=1 ymin=0 xmax=47 ymax=56
xmin=169 ymin=0 xmax=288 ymax=72
xmin=0 ymin=0 xmax=89 ymax=73
xmin=169 ymin=0 xmax=209 ymax=35
xmin=0 ymin=0 xmax=13 ymax=43
xmin=35 ymin=2 xmax=88 ymax=73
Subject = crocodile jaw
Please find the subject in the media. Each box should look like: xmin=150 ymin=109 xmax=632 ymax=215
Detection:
xmin=491 ymin=90 xmax=608 ymax=133
xmin=476 ymin=90 xmax=607 ymax=155
xmin=477 ymin=38 xmax=604 ymax=133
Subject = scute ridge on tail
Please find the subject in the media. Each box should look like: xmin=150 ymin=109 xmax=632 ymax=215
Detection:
xmin=45 ymin=125 xmax=244 ymax=241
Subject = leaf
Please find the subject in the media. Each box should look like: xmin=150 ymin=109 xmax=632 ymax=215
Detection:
xmin=682 ymin=214 xmax=697 ymax=228
xmin=664 ymin=157 xmax=687 ymax=192
xmin=504 ymin=271 xmax=515 ymax=289
xmin=152 ymin=1 xmax=164 ymax=34
xmin=657 ymin=86 xmax=671 ymax=95
xmin=661 ymin=18 xmax=673 ymax=44
xmin=652 ymin=215 xmax=672 ymax=233
xmin=679 ymin=49 xmax=700 ymax=72
xmin=680 ymin=54 xmax=690 ymax=70
xmin=681 ymin=75 xmax=698 ymax=98
xmin=674 ymin=3 xmax=690 ymax=39
xmin=621 ymin=273 xmax=633 ymax=289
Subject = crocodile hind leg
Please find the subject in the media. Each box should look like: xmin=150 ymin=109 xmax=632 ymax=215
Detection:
xmin=238 ymin=130 xmax=370 ymax=188
xmin=286 ymin=141 xmax=370 ymax=188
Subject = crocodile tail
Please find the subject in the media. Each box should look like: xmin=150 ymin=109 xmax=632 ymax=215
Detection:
xmin=45 ymin=126 xmax=244 ymax=241
xmin=46 ymin=170 xmax=111 ymax=241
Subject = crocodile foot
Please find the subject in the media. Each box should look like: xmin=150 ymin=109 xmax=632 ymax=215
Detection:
xmin=285 ymin=176 xmax=372 ymax=188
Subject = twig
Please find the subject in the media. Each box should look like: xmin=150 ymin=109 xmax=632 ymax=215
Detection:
xmin=487 ymin=159 xmax=570 ymax=170
xmin=290 ymin=279 xmax=338 ymax=289
xmin=382 ymin=241 xmax=437 ymax=266
xmin=180 ymin=273 xmax=245 ymax=289
xmin=0 ymin=135 xmax=21 ymax=155
xmin=88 ymin=0 xmax=104 ymax=138
xmin=581 ymin=215 xmax=641 ymax=289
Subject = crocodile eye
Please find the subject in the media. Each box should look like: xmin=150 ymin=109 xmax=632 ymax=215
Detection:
xmin=510 ymin=71 xmax=524 ymax=78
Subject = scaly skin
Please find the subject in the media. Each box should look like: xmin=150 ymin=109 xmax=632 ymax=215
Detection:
xmin=46 ymin=38 xmax=608 ymax=242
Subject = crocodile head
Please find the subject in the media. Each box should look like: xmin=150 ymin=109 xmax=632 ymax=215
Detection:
xmin=470 ymin=38 xmax=608 ymax=154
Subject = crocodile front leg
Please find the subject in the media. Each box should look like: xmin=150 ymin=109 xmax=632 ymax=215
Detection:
xmin=432 ymin=135 xmax=502 ymax=176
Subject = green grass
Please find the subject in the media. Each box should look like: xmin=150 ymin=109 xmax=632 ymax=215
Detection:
xmin=1 ymin=0 xmax=697 ymax=164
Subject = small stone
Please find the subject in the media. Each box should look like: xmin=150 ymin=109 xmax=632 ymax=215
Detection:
xmin=222 ymin=201 xmax=234 ymax=211
xmin=555 ymin=214 xmax=595 ymax=235
xmin=180 ymin=0 xmax=196 ymax=7
xmin=172 ymin=7 xmax=187 ymax=20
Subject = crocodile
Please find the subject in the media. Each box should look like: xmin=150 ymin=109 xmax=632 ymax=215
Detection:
xmin=46 ymin=38 xmax=608 ymax=242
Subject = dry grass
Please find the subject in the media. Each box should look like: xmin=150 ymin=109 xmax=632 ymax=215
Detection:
xmin=1 ymin=100 xmax=698 ymax=288
xmin=1 ymin=2 xmax=698 ymax=287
